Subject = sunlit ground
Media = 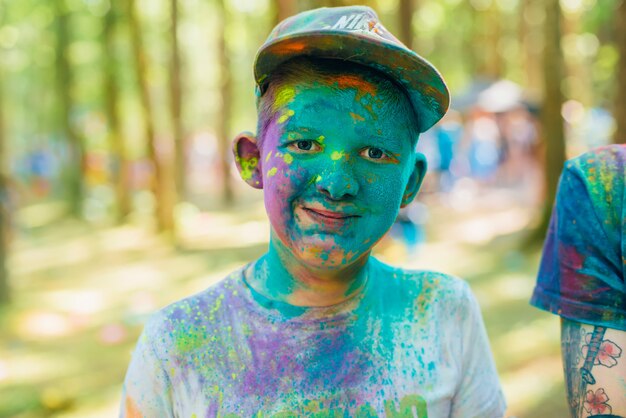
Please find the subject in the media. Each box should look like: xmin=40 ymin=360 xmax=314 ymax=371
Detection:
xmin=0 ymin=182 xmax=566 ymax=418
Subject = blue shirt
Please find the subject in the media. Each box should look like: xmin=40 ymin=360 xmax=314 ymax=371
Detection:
xmin=531 ymin=145 xmax=626 ymax=331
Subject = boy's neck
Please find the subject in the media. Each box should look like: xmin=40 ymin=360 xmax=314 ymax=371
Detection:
xmin=247 ymin=236 xmax=370 ymax=308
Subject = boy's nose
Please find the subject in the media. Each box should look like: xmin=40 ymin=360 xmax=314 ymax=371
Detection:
xmin=315 ymin=166 xmax=360 ymax=200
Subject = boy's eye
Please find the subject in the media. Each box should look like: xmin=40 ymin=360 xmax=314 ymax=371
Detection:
xmin=288 ymin=140 xmax=322 ymax=153
xmin=367 ymin=147 xmax=384 ymax=159
xmin=359 ymin=146 xmax=399 ymax=164
xmin=297 ymin=140 xmax=313 ymax=151
xmin=360 ymin=146 xmax=395 ymax=163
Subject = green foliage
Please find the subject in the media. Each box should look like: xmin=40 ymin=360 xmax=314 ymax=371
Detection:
xmin=581 ymin=0 xmax=621 ymax=38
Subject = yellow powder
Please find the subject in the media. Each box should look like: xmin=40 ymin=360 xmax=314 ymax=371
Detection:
xmin=272 ymin=86 xmax=296 ymax=112
xmin=331 ymin=151 xmax=344 ymax=161
xmin=277 ymin=109 xmax=295 ymax=124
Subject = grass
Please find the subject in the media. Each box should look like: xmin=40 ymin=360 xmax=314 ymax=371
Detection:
xmin=0 ymin=194 xmax=567 ymax=417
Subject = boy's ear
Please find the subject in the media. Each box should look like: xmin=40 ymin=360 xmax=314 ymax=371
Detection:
xmin=401 ymin=153 xmax=427 ymax=208
xmin=232 ymin=131 xmax=263 ymax=189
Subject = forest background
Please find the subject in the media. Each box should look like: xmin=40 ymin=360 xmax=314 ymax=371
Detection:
xmin=1 ymin=0 xmax=626 ymax=416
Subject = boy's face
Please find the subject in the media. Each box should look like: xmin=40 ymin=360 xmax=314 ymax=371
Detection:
xmin=235 ymin=74 xmax=425 ymax=270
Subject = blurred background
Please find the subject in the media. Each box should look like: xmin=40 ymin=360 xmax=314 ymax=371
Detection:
xmin=0 ymin=0 xmax=625 ymax=416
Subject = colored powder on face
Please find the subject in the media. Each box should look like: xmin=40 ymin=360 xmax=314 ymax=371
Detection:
xmin=331 ymin=151 xmax=344 ymax=161
xmin=272 ymin=86 xmax=296 ymax=112
xmin=350 ymin=112 xmax=365 ymax=122
xmin=317 ymin=135 xmax=325 ymax=143
xmin=268 ymin=167 xmax=278 ymax=177
xmin=283 ymin=153 xmax=293 ymax=164
xmin=277 ymin=109 xmax=295 ymax=124
xmin=265 ymin=151 xmax=273 ymax=162
xmin=334 ymin=74 xmax=378 ymax=99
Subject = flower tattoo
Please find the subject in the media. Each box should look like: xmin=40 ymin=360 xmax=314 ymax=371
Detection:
xmin=582 ymin=334 xmax=623 ymax=368
xmin=583 ymin=388 xmax=612 ymax=415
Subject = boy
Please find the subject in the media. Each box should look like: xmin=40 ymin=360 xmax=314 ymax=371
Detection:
xmin=121 ymin=6 xmax=506 ymax=417
xmin=531 ymin=145 xmax=625 ymax=418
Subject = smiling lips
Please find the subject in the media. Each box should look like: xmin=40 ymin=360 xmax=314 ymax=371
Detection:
xmin=304 ymin=207 xmax=358 ymax=219
xmin=300 ymin=206 xmax=360 ymax=229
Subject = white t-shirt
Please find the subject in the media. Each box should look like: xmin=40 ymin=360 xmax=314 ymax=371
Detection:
xmin=121 ymin=258 xmax=506 ymax=417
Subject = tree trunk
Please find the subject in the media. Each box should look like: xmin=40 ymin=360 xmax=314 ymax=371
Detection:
xmin=0 ymin=62 xmax=9 ymax=305
xmin=274 ymin=0 xmax=297 ymax=26
xmin=55 ymin=0 xmax=84 ymax=217
xmin=614 ymin=0 xmax=626 ymax=144
xmin=217 ymin=0 xmax=234 ymax=205
xmin=464 ymin=2 xmax=479 ymax=77
xmin=536 ymin=0 xmax=566 ymax=239
xmin=485 ymin=2 xmax=502 ymax=79
xmin=398 ymin=0 xmax=414 ymax=50
xmin=103 ymin=0 xmax=131 ymax=223
xmin=520 ymin=0 xmax=544 ymax=97
xmin=519 ymin=0 xmax=537 ymax=92
xmin=126 ymin=0 xmax=175 ymax=232
xmin=170 ymin=0 xmax=186 ymax=197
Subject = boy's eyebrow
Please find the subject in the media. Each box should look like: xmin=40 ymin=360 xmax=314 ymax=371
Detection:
xmin=357 ymin=129 xmax=406 ymax=151
xmin=368 ymin=134 xmax=403 ymax=148
xmin=283 ymin=121 xmax=407 ymax=147
xmin=282 ymin=123 xmax=321 ymax=134
xmin=373 ymin=135 xmax=405 ymax=153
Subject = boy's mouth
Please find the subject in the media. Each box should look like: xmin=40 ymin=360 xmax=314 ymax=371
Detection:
xmin=302 ymin=207 xmax=359 ymax=219
xmin=297 ymin=205 xmax=362 ymax=231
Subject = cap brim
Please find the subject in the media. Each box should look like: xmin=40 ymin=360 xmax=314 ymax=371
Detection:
xmin=254 ymin=32 xmax=450 ymax=133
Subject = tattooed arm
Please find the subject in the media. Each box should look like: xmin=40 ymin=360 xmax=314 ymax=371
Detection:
xmin=561 ymin=318 xmax=626 ymax=418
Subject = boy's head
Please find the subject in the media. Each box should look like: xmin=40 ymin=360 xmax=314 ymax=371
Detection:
xmin=233 ymin=6 xmax=448 ymax=270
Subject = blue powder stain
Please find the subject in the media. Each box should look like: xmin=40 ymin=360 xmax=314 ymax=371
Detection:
xmin=247 ymin=281 xmax=308 ymax=318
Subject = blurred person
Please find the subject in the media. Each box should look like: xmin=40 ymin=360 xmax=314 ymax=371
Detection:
xmin=435 ymin=110 xmax=463 ymax=192
xmin=498 ymin=107 xmax=538 ymax=177
xmin=465 ymin=108 xmax=502 ymax=183
xmin=530 ymin=145 xmax=626 ymax=418
xmin=121 ymin=6 xmax=505 ymax=417
xmin=25 ymin=145 xmax=55 ymax=198
xmin=499 ymin=106 xmax=542 ymax=205
xmin=391 ymin=202 xmax=429 ymax=255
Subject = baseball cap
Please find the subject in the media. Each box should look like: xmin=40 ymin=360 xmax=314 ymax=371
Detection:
xmin=254 ymin=6 xmax=450 ymax=133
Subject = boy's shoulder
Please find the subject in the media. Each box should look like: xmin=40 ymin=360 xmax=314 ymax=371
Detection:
xmin=369 ymin=258 xmax=475 ymax=311
xmin=373 ymin=257 xmax=469 ymax=288
xmin=565 ymin=144 xmax=626 ymax=180
xmin=140 ymin=267 xmax=246 ymax=347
